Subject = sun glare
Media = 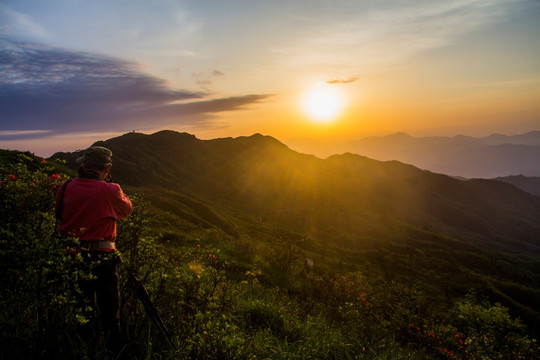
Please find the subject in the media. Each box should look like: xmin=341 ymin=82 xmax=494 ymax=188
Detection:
xmin=302 ymin=85 xmax=344 ymax=123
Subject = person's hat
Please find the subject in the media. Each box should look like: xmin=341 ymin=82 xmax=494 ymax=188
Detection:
xmin=76 ymin=146 xmax=113 ymax=165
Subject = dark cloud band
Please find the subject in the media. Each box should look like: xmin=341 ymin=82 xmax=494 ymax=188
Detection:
xmin=0 ymin=38 xmax=270 ymax=140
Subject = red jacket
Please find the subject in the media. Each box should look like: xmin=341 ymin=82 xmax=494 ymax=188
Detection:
xmin=56 ymin=177 xmax=133 ymax=246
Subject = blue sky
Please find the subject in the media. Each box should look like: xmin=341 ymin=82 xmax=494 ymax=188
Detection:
xmin=1 ymin=0 xmax=539 ymax=156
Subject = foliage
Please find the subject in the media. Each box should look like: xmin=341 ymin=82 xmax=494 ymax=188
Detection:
xmin=0 ymin=154 xmax=91 ymax=359
xmin=1 ymin=153 xmax=539 ymax=359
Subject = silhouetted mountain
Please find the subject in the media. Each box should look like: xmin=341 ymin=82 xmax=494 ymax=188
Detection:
xmin=341 ymin=131 xmax=540 ymax=178
xmin=52 ymin=130 xmax=540 ymax=255
xmin=493 ymin=175 xmax=540 ymax=198
xmin=288 ymin=131 xmax=540 ymax=178
xmin=482 ymin=131 xmax=540 ymax=146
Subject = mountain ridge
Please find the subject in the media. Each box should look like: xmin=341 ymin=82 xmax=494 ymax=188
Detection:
xmin=27 ymin=129 xmax=540 ymax=332
xmin=52 ymin=130 xmax=540 ymax=255
xmin=494 ymin=175 xmax=540 ymax=198
xmin=285 ymin=130 xmax=540 ymax=178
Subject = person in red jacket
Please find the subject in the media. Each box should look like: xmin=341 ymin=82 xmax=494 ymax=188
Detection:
xmin=56 ymin=145 xmax=133 ymax=354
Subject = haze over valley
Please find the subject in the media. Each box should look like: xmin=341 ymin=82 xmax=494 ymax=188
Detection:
xmin=287 ymin=131 xmax=540 ymax=178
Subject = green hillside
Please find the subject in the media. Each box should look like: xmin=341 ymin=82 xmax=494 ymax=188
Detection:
xmin=51 ymin=131 xmax=540 ymax=327
xmin=54 ymin=131 xmax=540 ymax=251
xmin=2 ymin=133 xmax=539 ymax=359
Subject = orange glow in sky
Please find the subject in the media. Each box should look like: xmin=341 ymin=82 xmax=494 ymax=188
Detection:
xmin=0 ymin=1 xmax=539 ymax=157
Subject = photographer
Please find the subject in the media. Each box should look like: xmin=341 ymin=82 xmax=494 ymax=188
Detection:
xmin=55 ymin=146 xmax=133 ymax=354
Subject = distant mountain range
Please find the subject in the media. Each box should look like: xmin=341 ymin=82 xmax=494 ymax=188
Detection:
xmin=286 ymin=131 xmax=540 ymax=178
xmin=494 ymin=175 xmax=540 ymax=198
xmin=52 ymin=130 xmax=540 ymax=255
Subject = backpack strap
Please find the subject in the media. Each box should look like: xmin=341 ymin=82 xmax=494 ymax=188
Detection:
xmin=54 ymin=179 xmax=72 ymax=235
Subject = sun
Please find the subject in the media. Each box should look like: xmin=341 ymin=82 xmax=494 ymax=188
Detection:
xmin=302 ymin=85 xmax=344 ymax=123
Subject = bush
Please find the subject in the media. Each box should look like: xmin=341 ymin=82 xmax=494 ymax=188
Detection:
xmin=0 ymin=155 xmax=91 ymax=359
xmin=1 ymin=153 xmax=538 ymax=359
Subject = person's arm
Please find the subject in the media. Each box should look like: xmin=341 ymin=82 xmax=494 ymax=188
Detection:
xmin=108 ymin=183 xmax=133 ymax=220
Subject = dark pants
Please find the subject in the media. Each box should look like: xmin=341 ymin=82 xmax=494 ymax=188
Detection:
xmin=80 ymin=251 xmax=122 ymax=352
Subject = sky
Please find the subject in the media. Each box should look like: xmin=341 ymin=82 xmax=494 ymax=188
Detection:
xmin=1 ymin=0 xmax=539 ymax=157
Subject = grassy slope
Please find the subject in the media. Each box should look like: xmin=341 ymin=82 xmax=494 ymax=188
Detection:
xmin=49 ymin=131 xmax=540 ymax=331
xmin=2 ymin=148 xmax=540 ymax=358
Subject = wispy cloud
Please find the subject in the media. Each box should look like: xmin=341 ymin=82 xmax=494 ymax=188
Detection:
xmin=276 ymin=0 xmax=525 ymax=69
xmin=327 ymin=77 xmax=358 ymax=85
xmin=0 ymin=4 xmax=50 ymax=40
xmin=192 ymin=70 xmax=226 ymax=90
xmin=212 ymin=70 xmax=225 ymax=78
xmin=0 ymin=130 xmax=52 ymax=140
xmin=0 ymin=38 xmax=271 ymax=140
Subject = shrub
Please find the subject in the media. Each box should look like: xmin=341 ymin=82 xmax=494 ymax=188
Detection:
xmin=1 ymin=153 xmax=538 ymax=359
xmin=0 ymin=155 xmax=91 ymax=359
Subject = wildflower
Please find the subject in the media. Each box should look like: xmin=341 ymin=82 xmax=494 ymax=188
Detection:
xmin=51 ymin=174 xmax=61 ymax=179
xmin=42 ymin=159 xmax=46 ymax=163
xmin=10 ymin=174 xmax=16 ymax=180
